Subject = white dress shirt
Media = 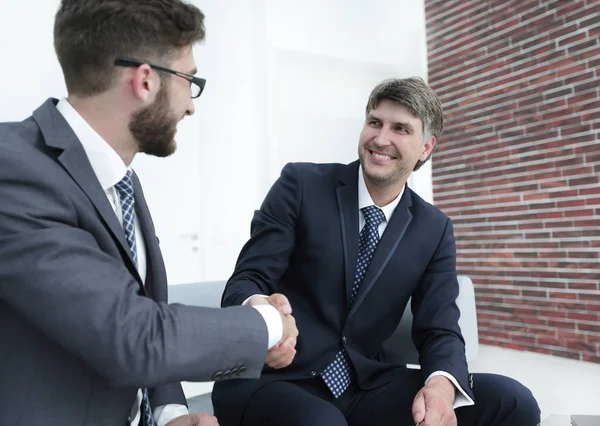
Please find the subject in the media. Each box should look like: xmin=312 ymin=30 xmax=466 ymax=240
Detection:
xmin=357 ymin=166 xmax=474 ymax=409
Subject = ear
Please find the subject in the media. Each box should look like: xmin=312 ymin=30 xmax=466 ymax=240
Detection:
xmin=129 ymin=64 xmax=158 ymax=102
xmin=419 ymin=136 xmax=436 ymax=161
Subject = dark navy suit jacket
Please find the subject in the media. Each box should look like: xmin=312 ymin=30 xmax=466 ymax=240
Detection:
xmin=213 ymin=161 xmax=472 ymax=426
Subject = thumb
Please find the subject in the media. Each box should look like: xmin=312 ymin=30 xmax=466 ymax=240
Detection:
xmin=412 ymin=391 xmax=426 ymax=424
xmin=268 ymin=293 xmax=292 ymax=315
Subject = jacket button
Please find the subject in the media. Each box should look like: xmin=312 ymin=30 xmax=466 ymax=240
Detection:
xmin=212 ymin=371 xmax=223 ymax=380
xmin=238 ymin=366 xmax=247 ymax=375
xmin=342 ymin=336 xmax=347 ymax=344
xmin=309 ymin=370 xmax=317 ymax=376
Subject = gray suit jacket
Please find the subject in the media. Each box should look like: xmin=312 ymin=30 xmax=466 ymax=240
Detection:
xmin=0 ymin=99 xmax=268 ymax=425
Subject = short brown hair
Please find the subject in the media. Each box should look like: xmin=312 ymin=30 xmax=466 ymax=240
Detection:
xmin=54 ymin=0 xmax=205 ymax=96
xmin=366 ymin=77 xmax=444 ymax=171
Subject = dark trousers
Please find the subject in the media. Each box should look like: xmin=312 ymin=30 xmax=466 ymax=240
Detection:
xmin=240 ymin=371 xmax=540 ymax=426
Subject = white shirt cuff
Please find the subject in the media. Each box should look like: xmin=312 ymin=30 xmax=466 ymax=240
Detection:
xmin=242 ymin=294 xmax=268 ymax=305
xmin=250 ymin=304 xmax=283 ymax=350
xmin=425 ymin=371 xmax=475 ymax=409
xmin=154 ymin=404 xmax=189 ymax=426
xmin=242 ymin=294 xmax=284 ymax=350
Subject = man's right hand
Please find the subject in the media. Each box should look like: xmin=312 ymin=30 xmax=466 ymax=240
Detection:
xmin=166 ymin=413 xmax=219 ymax=426
xmin=248 ymin=293 xmax=298 ymax=369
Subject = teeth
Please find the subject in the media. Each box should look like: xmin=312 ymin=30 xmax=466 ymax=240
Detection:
xmin=373 ymin=152 xmax=392 ymax=160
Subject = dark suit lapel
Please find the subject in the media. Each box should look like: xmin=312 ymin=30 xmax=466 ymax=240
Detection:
xmin=32 ymin=99 xmax=139 ymax=280
xmin=348 ymin=186 xmax=413 ymax=317
xmin=335 ymin=161 xmax=360 ymax=308
xmin=131 ymin=172 xmax=168 ymax=301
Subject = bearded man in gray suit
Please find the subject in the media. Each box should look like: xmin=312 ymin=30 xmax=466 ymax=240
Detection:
xmin=0 ymin=1 xmax=298 ymax=425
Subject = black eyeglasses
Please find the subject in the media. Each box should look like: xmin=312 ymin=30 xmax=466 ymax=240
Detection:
xmin=114 ymin=57 xmax=206 ymax=99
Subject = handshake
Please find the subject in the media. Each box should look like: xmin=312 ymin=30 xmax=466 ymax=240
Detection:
xmin=248 ymin=293 xmax=299 ymax=369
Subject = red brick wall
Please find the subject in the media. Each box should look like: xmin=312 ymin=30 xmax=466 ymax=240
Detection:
xmin=425 ymin=0 xmax=600 ymax=363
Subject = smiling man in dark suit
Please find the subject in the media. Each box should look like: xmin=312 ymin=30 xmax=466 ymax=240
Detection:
xmin=0 ymin=1 xmax=298 ymax=425
xmin=212 ymin=77 xmax=541 ymax=426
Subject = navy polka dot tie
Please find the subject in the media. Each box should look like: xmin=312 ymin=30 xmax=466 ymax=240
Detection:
xmin=322 ymin=205 xmax=386 ymax=397
xmin=115 ymin=171 xmax=155 ymax=426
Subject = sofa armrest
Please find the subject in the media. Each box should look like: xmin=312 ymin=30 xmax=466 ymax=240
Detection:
xmin=168 ymin=281 xmax=227 ymax=308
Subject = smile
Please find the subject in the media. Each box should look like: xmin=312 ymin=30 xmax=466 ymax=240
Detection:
xmin=369 ymin=150 xmax=395 ymax=161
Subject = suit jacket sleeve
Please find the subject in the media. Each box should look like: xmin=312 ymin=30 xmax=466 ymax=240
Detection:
xmin=151 ymin=385 xmax=187 ymax=410
xmin=0 ymin=144 xmax=269 ymax=389
xmin=410 ymin=218 xmax=473 ymax=399
xmin=222 ymin=163 xmax=302 ymax=307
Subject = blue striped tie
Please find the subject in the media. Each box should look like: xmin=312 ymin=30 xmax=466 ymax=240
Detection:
xmin=115 ymin=171 xmax=155 ymax=426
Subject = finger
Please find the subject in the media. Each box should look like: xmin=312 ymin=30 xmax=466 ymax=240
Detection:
xmin=268 ymin=293 xmax=292 ymax=315
xmin=285 ymin=316 xmax=299 ymax=338
xmin=424 ymin=408 xmax=442 ymax=426
xmin=267 ymin=345 xmax=296 ymax=368
xmin=439 ymin=405 xmax=457 ymax=426
xmin=280 ymin=336 xmax=296 ymax=349
xmin=449 ymin=413 xmax=458 ymax=426
xmin=265 ymin=346 xmax=293 ymax=367
xmin=266 ymin=351 xmax=287 ymax=365
xmin=191 ymin=413 xmax=213 ymax=426
xmin=285 ymin=349 xmax=297 ymax=365
xmin=266 ymin=344 xmax=293 ymax=363
xmin=267 ymin=342 xmax=280 ymax=352
xmin=270 ymin=339 xmax=294 ymax=356
xmin=422 ymin=398 xmax=444 ymax=426
xmin=265 ymin=354 xmax=284 ymax=367
xmin=271 ymin=349 xmax=296 ymax=369
xmin=412 ymin=392 xmax=426 ymax=424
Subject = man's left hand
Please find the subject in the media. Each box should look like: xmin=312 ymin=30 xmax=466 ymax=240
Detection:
xmin=411 ymin=376 xmax=456 ymax=426
xmin=165 ymin=413 xmax=219 ymax=426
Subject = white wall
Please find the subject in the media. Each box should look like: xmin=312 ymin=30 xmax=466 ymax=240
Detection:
xmin=0 ymin=0 xmax=432 ymax=285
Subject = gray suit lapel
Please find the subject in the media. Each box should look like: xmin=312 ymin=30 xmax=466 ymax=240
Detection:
xmin=348 ymin=185 xmax=413 ymax=317
xmin=32 ymin=99 xmax=140 ymax=282
xmin=335 ymin=161 xmax=360 ymax=309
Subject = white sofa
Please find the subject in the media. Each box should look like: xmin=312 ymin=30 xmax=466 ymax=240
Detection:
xmin=168 ymin=275 xmax=479 ymax=414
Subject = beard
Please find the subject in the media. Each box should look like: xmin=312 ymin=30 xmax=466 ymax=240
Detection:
xmin=129 ymin=81 xmax=178 ymax=158
xmin=358 ymin=145 xmax=410 ymax=188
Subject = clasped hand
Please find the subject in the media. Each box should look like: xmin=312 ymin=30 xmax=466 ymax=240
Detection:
xmin=166 ymin=413 xmax=219 ymax=426
xmin=248 ymin=293 xmax=298 ymax=369
xmin=412 ymin=376 xmax=457 ymax=426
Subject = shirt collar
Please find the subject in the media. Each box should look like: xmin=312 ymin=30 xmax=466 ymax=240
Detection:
xmin=358 ymin=166 xmax=405 ymax=223
xmin=56 ymin=98 xmax=129 ymax=190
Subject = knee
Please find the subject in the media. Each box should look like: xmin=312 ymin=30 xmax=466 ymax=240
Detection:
xmin=274 ymin=407 xmax=346 ymax=426
xmin=496 ymin=375 xmax=541 ymax=425
xmin=473 ymin=374 xmax=541 ymax=425
xmin=306 ymin=408 xmax=348 ymax=426
xmin=509 ymin=378 xmax=540 ymax=423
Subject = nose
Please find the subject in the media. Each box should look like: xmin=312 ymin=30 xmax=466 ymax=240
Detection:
xmin=373 ymin=125 xmax=392 ymax=146
xmin=186 ymin=98 xmax=195 ymax=116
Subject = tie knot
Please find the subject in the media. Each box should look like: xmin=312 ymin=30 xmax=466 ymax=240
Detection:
xmin=115 ymin=170 xmax=134 ymax=198
xmin=362 ymin=205 xmax=385 ymax=228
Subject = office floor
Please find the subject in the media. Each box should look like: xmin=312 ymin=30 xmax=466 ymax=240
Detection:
xmin=183 ymin=344 xmax=600 ymax=418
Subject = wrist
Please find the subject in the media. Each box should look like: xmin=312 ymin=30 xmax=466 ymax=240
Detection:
xmin=248 ymin=295 xmax=269 ymax=306
xmin=426 ymin=376 xmax=455 ymax=403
